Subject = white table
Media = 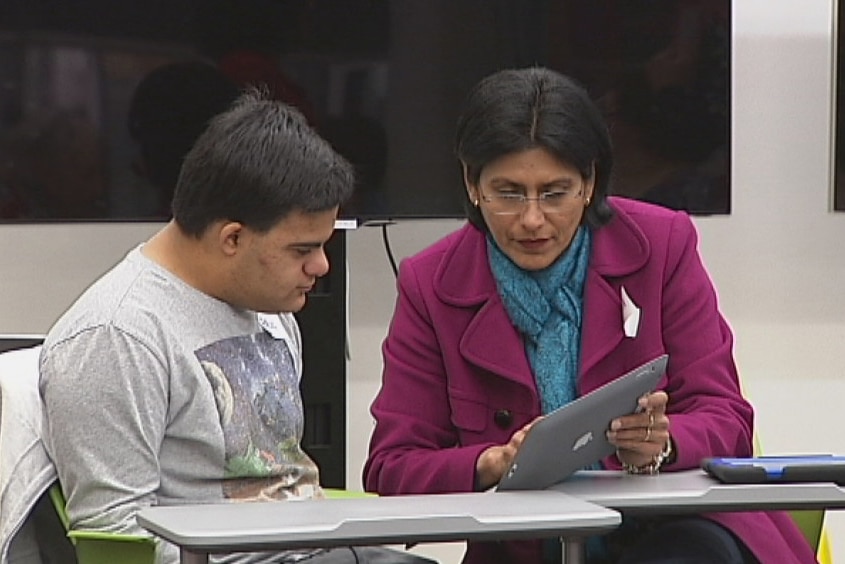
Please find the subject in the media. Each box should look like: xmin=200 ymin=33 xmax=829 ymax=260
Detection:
xmin=550 ymin=468 xmax=845 ymax=513
xmin=547 ymin=468 xmax=845 ymax=562
xmin=137 ymin=490 xmax=620 ymax=564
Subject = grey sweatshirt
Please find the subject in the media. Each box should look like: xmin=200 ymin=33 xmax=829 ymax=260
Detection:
xmin=39 ymin=246 xmax=323 ymax=563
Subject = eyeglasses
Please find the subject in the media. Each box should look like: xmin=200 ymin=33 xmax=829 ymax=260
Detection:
xmin=479 ymin=187 xmax=584 ymax=215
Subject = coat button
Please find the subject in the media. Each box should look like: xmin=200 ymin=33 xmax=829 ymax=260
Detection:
xmin=493 ymin=409 xmax=513 ymax=429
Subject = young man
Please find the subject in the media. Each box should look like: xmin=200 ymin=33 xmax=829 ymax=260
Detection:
xmin=39 ymin=91 xmax=433 ymax=564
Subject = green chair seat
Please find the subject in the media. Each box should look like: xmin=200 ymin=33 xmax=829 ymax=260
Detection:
xmin=48 ymin=483 xmax=156 ymax=564
xmin=48 ymin=483 xmax=375 ymax=564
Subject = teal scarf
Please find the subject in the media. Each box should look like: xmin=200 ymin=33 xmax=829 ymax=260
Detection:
xmin=488 ymin=227 xmax=591 ymax=414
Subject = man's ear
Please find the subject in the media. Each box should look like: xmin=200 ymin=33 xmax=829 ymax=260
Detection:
xmin=218 ymin=221 xmax=244 ymax=257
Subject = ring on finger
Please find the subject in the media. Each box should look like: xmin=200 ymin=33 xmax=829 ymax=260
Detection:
xmin=644 ymin=426 xmax=652 ymax=442
xmin=648 ymin=412 xmax=655 ymax=427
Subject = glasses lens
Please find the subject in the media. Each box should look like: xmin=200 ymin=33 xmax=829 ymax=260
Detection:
xmin=484 ymin=189 xmax=582 ymax=215
xmin=538 ymin=192 xmax=571 ymax=214
xmin=494 ymin=196 xmax=522 ymax=215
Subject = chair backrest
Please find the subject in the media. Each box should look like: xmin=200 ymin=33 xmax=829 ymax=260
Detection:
xmin=0 ymin=335 xmax=45 ymax=354
xmin=0 ymin=336 xmax=48 ymax=564
xmin=0 ymin=335 xmax=154 ymax=564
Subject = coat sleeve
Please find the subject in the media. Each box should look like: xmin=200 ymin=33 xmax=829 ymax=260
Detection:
xmin=656 ymin=212 xmax=754 ymax=470
xmin=362 ymin=259 xmax=494 ymax=495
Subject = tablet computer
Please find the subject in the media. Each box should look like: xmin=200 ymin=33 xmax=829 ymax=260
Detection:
xmin=702 ymin=455 xmax=845 ymax=485
xmin=496 ymin=354 xmax=668 ymax=491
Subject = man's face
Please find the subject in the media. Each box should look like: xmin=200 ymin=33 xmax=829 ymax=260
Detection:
xmin=228 ymin=207 xmax=338 ymax=313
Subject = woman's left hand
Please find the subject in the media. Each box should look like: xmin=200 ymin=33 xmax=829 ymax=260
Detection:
xmin=607 ymin=390 xmax=670 ymax=469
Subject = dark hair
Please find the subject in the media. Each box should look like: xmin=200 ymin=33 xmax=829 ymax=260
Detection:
xmin=172 ymin=89 xmax=354 ymax=236
xmin=128 ymin=61 xmax=241 ymax=214
xmin=455 ymin=67 xmax=614 ymax=231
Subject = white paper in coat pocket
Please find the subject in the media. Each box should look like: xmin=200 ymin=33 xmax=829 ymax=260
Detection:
xmin=621 ymin=286 xmax=641 ymax=338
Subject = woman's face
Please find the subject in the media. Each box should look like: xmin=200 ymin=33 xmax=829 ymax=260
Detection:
xmin=465 ymin=147 xmax=594 ymax=271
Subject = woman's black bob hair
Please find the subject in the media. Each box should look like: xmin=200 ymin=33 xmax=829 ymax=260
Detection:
xmin=455 ymin=67 xmax=614 ymax=231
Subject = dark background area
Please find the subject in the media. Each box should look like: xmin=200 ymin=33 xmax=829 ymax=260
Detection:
xmin=0 ymin=0 xmax=731 ymax=224
xmin=0 ymin=0 xmax=731 ymax=490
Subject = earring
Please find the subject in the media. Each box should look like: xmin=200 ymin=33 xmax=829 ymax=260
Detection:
xmin=473 ymin=199 xmax=479 ymax=207
xmin=585 ymin=196 xmax=592 ymax=206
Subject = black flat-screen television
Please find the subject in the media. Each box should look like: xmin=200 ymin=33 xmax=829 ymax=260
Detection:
xmin=0 ymin=0 xmax=730 ymax=223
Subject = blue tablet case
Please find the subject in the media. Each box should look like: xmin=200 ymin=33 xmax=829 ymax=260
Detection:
xmin=702 ymin=455 xmax=845 ymax=485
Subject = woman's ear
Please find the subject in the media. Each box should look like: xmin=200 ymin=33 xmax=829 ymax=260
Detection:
xmin=584 ymin=177 xmax=596 ymax=205
xmin=584 ymin=162 xmax=597 ymax=204
xmin=462 ymin=163 xmax=479 ymax=206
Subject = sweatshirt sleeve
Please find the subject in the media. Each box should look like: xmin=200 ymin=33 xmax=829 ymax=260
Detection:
xmin=39 ymin=325 xmax=175 ymax=561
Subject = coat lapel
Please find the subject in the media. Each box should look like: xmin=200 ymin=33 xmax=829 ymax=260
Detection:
xmin=580 ymin=200 xmax=651 ymax=375
xmin=579 ymin=269 xmax=624 ymax=375
xmin=435 ymin=225 xmax=535 ymax=388
xmin=434 ymin=201 xmax=652 ymax=390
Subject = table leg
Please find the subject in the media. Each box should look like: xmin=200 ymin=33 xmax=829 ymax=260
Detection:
xmin=561 ymin=537 xmax=586 ymax=564
xmin=180 ymin=548 xmax=210 ymax=564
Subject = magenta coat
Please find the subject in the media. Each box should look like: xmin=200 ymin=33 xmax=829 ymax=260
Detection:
xmin=363 ymin=198 xmax=816 ymax=564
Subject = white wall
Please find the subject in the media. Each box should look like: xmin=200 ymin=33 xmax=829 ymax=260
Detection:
xmin=2 ymin=1 xmax=845 ymax=561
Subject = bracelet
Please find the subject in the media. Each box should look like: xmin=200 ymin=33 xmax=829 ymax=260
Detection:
xmin=622 ymin=438 xmax=673 ymax=475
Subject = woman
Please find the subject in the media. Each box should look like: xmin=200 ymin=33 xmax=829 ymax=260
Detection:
xmin=362 ymin=68 xmax=814 ymax=563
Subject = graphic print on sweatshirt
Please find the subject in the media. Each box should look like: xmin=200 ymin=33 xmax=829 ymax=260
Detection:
xmin=196 ymin=331 xmax=320 ymax=501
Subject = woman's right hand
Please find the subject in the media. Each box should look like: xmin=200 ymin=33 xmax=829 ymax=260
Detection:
xmin=475 ymin=417 xmax=542 ymax=490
